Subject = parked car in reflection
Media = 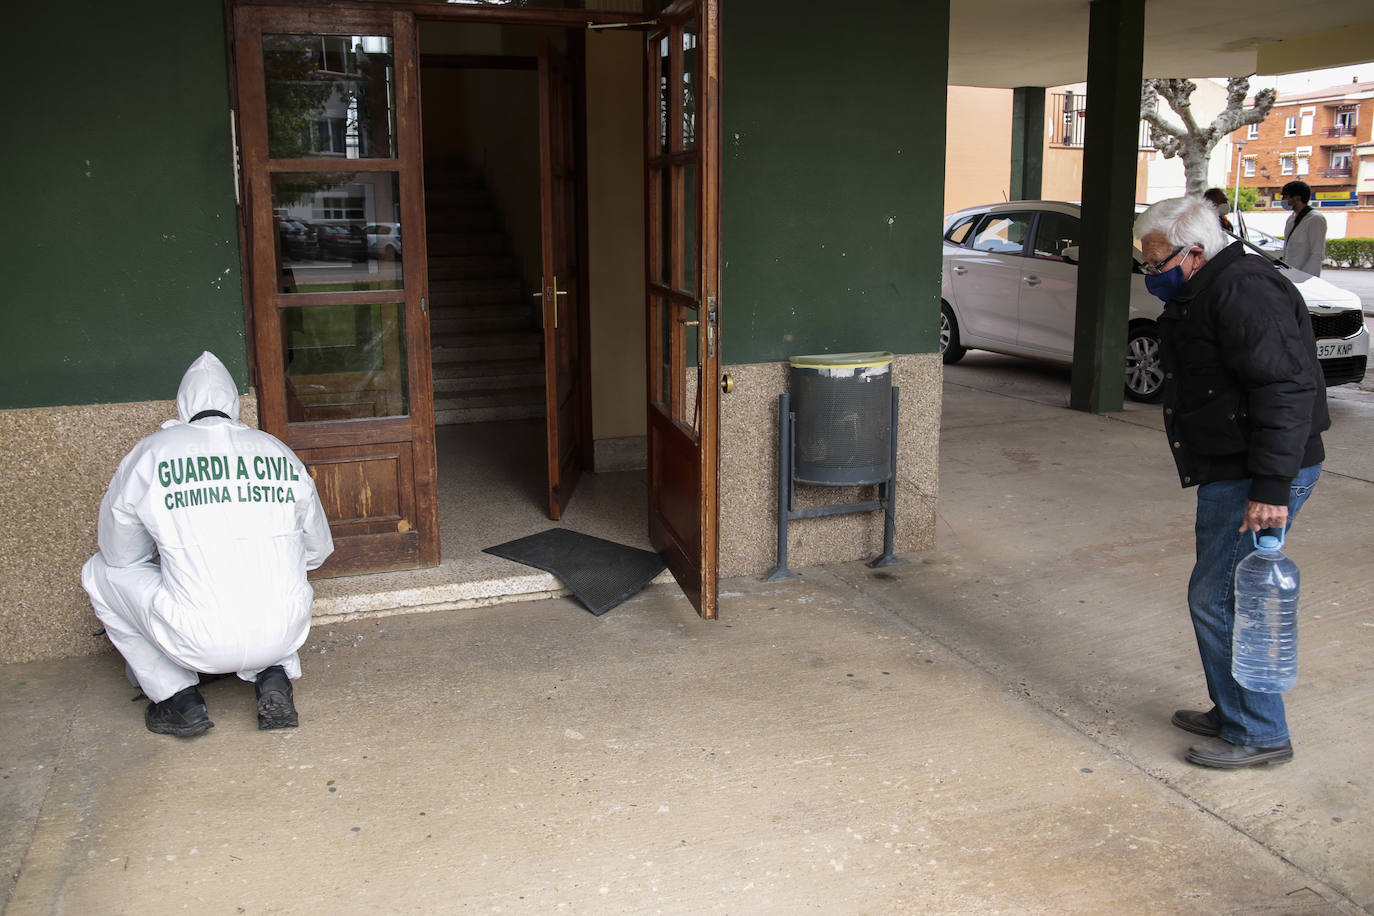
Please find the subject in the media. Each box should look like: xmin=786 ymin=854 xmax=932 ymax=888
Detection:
xmin=313 ymin=222 xmax=368 ymax=261
xmin=364 ymin=223 xmax=401 ymax=260
xmin=277 ymin=219 xmax=318 ymax=260
xmin=940 ymin=201 xmax=1369 ymax=401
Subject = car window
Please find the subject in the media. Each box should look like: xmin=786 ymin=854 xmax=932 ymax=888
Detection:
xmin=945 ymin=215 xmax=977 ymax=245
xmin=970 ymin=213 xmax=1033 ymax=256
xmin=1032 ymin=211 xmax=1080 ymax=261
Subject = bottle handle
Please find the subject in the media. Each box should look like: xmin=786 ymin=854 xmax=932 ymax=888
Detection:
xmin=1253 ymin=527 xmax=1286 ymax=550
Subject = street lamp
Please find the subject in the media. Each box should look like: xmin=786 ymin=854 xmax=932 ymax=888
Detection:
xmin=1233 ymin=140 xmax=1246 ymax=237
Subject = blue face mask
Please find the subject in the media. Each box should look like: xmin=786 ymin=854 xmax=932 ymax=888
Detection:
xmin=1144 ymin=264 xmax=1187 ymax=303
xmin=1281 ymin=199 xmax=1294 ymax=211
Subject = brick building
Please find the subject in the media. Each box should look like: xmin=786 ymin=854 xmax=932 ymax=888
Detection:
xmin=1228 ymin=80 xmax=1374 ymax=214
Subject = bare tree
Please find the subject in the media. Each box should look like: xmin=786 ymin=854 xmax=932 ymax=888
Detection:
xmin=1140 ymin=77 xmax=1276 ymax=198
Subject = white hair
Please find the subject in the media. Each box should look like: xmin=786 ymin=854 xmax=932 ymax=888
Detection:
xmin=1134 ymin=196 xmax=1230 ymax=259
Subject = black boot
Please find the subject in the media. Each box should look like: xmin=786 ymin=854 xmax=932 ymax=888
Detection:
xmin=145 ymin=685 xmax=213 ymax=738
xmin=255 ymin=665 xmax=298 ymax=730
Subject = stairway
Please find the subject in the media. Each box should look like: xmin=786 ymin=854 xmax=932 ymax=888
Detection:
xmin=425 ymin=162 xmax=546 ymax=425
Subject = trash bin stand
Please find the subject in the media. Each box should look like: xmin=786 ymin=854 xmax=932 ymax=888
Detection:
xmin=764 ymin=387 xmax=902 ymax=581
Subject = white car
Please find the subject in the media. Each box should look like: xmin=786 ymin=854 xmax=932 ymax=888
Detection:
xmin=363 ymin=223 xmax=401 ymax=260
xmin=940 ymin=201 xmax=1369 ymax=401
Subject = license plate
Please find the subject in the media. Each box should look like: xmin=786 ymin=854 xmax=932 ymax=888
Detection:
xmin=1317 ymin=341 xmax=1354 ymax=359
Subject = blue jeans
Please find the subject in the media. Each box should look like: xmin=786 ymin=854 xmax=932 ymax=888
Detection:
xmin=1187 ymin=465 xmax=1321 ymax=747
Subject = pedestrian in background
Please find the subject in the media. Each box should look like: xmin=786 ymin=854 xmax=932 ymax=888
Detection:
xmin=1280 ymin=180 xmax=1328 ymax=276
xmin=1203 ymin=187 xmax=1234 ymax=234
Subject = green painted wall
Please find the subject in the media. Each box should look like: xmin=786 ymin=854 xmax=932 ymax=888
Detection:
xmin=4 ymin=2 xmax=246 ymax=409
xmin=720 ymin=2 xmax=949 ymax=365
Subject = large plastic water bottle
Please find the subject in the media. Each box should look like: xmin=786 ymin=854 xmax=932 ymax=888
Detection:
xmin=1231 ymin=530 xmax=1300 ymax=693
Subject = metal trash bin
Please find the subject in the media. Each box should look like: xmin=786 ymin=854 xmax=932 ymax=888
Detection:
xmin=765 ymin=351 xmax=901 ymax=580
xmin=789 ymin=351 xmax=894 ymax=486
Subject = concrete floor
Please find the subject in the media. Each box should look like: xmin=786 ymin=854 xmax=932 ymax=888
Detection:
xmin=3 ymin=357 xmax=1371 ymax=915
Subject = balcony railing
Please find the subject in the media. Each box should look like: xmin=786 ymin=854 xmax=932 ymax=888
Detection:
xmin=1321 ymin=167 xmax=1353 ymax=178
xmin=1049 ymin=91 xmax=1154 ymax=149
xmin=1323 ymin=125 xmax=1357 ymax=138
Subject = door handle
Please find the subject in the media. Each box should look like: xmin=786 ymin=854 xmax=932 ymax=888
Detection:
xmin=533 ymin=278 xmax=568 ymax=328
xmin=720 ymin=373 xmax=734 ymax=394
xmin=1024 ymin=276 xmax=1041 ymax=286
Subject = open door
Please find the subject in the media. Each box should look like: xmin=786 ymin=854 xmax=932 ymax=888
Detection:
xmin=645 ymin=0 xmax=721 ymax=618
xmin=537 ymin=41 xmax=585 ymax=520
xmin=234 ymin=7 xmax=438 ymax=575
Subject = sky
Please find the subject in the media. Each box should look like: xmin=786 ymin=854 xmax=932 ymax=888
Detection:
xmin=1246 ymin=64 xmax=1369 ymax=95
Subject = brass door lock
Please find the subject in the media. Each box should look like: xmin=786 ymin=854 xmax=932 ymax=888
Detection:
xmin=720 ymin=373 xmax=735 ymax=394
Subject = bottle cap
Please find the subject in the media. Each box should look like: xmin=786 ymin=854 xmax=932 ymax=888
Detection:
xmin=1258 ymin=535 xmax=1280 ymax=550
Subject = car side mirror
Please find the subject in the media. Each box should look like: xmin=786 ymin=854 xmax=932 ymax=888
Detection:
xmin=1061 ymin=246 xmax=1079 ymax=264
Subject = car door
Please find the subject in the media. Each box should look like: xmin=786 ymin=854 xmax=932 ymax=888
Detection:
xmin=1016 ymin=209 xmax=1081 ymax=359
xmin=945 ymin=211 xmax=1034 ymax=347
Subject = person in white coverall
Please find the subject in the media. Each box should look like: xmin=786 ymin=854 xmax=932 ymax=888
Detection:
xmin=82 ymin=352 xmax=333 ymax=737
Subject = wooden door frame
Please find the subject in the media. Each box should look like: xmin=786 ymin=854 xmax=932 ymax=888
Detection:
xmin=643 ymin=0 xmax=721 ymax=618
xmin=233 ymin=5 xmax=439 ymax=574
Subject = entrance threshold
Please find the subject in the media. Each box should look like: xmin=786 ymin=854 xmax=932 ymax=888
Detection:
xmin=308 ymin=418 xmax=669 ymax=623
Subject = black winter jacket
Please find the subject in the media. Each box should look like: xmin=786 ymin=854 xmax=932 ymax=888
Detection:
xmin=1157 ymin=241 xmax=1328 ymax=504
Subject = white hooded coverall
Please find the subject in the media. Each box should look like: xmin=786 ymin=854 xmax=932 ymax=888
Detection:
xmin=82 ymin=352 xmax=334 ymax=702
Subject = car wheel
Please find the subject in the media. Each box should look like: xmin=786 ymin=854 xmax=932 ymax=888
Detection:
xmin=1124 ymin=324 xmax=1164 ymax=402
xmin=940 ymin=304 xmax=966 ymax=365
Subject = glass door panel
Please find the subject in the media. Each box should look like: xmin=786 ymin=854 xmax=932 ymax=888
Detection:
xmin=272 ymin=172 xmax=403 ymax=292
xmin=236 ymin=7 xmax=437 ymax=576
xmin=263 ymin=33 xmax=397 ymax=160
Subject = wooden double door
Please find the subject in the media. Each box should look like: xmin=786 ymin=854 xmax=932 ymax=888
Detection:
xmin=233 ymin=2 xmax=721 ymax=617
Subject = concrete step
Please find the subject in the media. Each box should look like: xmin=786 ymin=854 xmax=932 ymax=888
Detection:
xmin=430 ymin=303 xmax=535 ymax=334
xmin=431 ymin=331 xmax=542 ymax=363
xmin=430 ymin=278 xmax=524 ymax=307
xmin=433 ymin=364 xmax=545 ymax=395
xmin=426 ymin=209 xmax=499 ymax=232
xmin=435 ymin=384 xmax=546 ymax=411
xmin=428 ymin=254 xmax=518 ymax=280
xmin=432 ymin=356 xmax=545 ymax=381
xmin=427 ymin=231 xmax=508 ymax=256
xmin=435 ymin=403 xmax=546 ymax=425
xmin=424 ymin=186 xmax=492 ymax=209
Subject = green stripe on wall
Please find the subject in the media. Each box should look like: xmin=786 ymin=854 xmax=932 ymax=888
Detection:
xmin=5 ymin=2 xmax=246 ymax=409
xmin=719 ymin=1 xmax=949 ymax=366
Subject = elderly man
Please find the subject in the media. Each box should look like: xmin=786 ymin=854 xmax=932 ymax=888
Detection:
xmin=1280 ymin=180 xmax=1327 ymax=276
xmin=83 ymin=352 xmax=333 ymax=737
xmin=1134 ymin=196 xmax=1328 ymax=769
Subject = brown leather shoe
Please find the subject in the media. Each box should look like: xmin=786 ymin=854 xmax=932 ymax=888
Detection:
xmin=1186 ymin=737 xmax=1293 ymax=769
xmin=1171 ymin=708 xmax=1221 ymax=738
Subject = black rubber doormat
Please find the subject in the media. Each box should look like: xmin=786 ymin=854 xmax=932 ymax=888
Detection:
xmin=483 ymin=528 xmax=667 ymax=616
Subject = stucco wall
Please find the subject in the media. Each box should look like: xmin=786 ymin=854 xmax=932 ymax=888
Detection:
xmin=0 ymin=396 xmax=259 ymax=665
xmin=945 ymin=87 xmax=1014 ymax=214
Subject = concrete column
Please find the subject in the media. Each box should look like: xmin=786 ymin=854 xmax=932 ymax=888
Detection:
xmin=1069 ymin=0 xmax=1144 ymax=414
xmin=1009 ymin=87 xmax=1045 ymax=201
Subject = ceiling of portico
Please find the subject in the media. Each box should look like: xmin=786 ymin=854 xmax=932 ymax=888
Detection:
xmin=947 ymin=0 xmax=1374 ymax=88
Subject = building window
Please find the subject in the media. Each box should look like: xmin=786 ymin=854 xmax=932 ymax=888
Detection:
xmin=1280 ymin=155 xmax=1295 ymax=175
xmin=312 ymin=118 xmax=348 ymax=155
xmin=1299 ymin=106 xmax=1315 ymax=136
xmin=1243 ymin=157 xmax=1256 ymax=177
xmin=1331 ymin=149 xmax=1352 ymax=171
xmin=1285 ymin=115 xmax=1298 ymax=137
xmin=1247 ymin=123 xmax=1259 ymax=139
xmin=1296 ymin=146 xmax=1311 ymax=176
